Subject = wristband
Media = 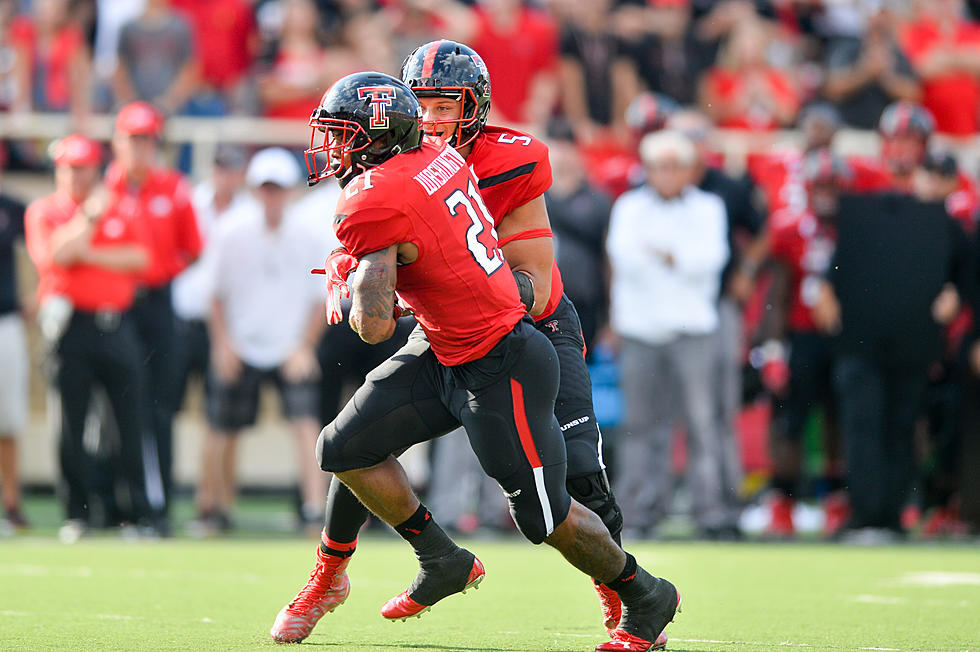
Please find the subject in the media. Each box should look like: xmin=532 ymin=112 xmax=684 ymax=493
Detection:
xmin=513 ymin=271 xmax=535 ymax=311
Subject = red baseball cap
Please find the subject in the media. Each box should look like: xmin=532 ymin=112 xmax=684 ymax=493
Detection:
xmin=115 ymin=101 xmax=164 ymax=137
xmin=53 ymin=134 xmax=102 ymax=167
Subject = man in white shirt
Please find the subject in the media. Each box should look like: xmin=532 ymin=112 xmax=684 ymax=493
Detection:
xmin=172 ymin=144 xmax=256 ymax=408
xmin=201 ymin=147 xmax=326 ymax=532
xmin=606 ymin=130 xmax=731 ymax=538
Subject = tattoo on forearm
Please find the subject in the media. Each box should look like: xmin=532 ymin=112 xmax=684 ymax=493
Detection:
xmin=358 ymin=265 xmax=395 ymax=319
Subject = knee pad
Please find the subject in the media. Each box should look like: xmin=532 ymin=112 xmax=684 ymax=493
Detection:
xmin=566 ymin=471 xmax=623 ymax=541
xmin=316 ymin=425 xmax=341 ymax=472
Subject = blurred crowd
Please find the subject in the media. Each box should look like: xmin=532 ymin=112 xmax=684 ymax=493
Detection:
xmin=3 ymin=0 xmax=980 ymax=542
xmin=1 ymin=0 xmax=980 ymax=141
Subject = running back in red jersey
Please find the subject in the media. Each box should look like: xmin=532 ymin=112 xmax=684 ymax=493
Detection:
xmin=333 ymin=137 xmax=527 ymax=366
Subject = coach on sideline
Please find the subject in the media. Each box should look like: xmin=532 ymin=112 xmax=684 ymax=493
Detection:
xmin=606 ymin=129 xmax=731 ymax=539
xmin=24 ymin=134 xmax=156 ymax=541
xmin=105 ymin=102 xmax=202 ymax=525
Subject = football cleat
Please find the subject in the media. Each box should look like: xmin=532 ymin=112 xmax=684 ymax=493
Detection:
xmin=822 ymin=491 xmax=850 ymax=538
xmin=596 ymin=630 xmax=669 ymax=651
xmin=270 ymin=547 xmax=352 ymax=643
xmin=597 ymin=576 xmax=680 ymax=652
xmin=381 ymin=556 xmax=485 ymax=621
xmin=766 ymin=494 xmax=795 ymax=538
xmin=594 ymin=581 xmax=623 ymax=636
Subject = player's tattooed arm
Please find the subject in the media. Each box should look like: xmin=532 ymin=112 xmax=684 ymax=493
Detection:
xmin=349 ymin=244 xmax=398 ymax=344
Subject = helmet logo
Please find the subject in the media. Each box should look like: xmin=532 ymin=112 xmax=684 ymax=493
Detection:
xmin=357 ymin=86 xmax=396 ymax=129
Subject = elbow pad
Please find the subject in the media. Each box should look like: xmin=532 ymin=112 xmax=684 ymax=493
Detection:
xmin=513 ymin=271 xmax=535 ymax=311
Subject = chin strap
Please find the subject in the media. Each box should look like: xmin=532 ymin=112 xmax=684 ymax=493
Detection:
xmin=497 ymin=228 xmax=553 ymax=248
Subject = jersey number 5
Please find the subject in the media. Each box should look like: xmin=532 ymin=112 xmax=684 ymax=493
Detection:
xmin=497 ymin=133 xmax=532 ymax=146
xmin=445 ymin=180 xmax=504 ymax=275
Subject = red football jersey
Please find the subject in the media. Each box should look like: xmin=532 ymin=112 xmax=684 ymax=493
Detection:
xmin=769 ymin=208 xmax=837 ymax=333
xmin=746 ymin=149 xmax=808 ymax=216
xmin=945 ymin=173 xmax=979 ymax=232
xmin=334 ymin=139 xmax=526 ymax=366
xmin=468 ymin=124 xmax=563 ymax=320
xmin=105 ymin=163 xmax=202 ymax=288
xmin=25 ymin=191 xmax=146 ymax=311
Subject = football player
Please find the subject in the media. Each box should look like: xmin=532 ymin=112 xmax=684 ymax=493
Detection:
xmin=272 ymin=71 xmax=679 ymax=652
xmin=271 ymin=43 xmax=662 ymax=651
xmin=760 ymin=150 xmax=852 ymax=539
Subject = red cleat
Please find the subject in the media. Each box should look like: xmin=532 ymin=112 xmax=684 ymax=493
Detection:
xmin=270 ymin=545 xmax=352 ymax=643
xmin=381 ymin=556 xmax=485 ymax=621
xmin=594 ymin=581 xmax=623 ymax=636
xmin=901 ymin=504 xmax=922 ymax=532
xmin=766 ymin=494 xmax=795 ymax=538
xmin=596 ymin=630 xmax=669 ymax=651
xmin=822 ymin=491 xmax=850 ymax=538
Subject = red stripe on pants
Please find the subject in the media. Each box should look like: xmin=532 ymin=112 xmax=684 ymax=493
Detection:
xmin=510 ymin=378 xmax=543 ymax=468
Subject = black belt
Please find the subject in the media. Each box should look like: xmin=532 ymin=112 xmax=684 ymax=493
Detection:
xmin=76 ymin=308 xmax=124 ymax=332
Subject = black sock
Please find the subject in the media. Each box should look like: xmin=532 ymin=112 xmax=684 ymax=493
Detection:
xmin=605 ymin=552 xmax=638 ymax=592
xmin=321 ymin=478 xmax=370 ymax=554
xmin=771 ymin=476 xmax=796 ymax=498
xmin=395 ymin=504 xmax=434 ymax=541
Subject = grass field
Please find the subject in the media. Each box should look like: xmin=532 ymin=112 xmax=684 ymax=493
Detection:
xmin=2 ymin=527 xmax=979 ymax=652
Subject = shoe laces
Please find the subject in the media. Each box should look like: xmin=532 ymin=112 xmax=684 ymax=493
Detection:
xmin=287 ymin=554 xmax=345 ymax=611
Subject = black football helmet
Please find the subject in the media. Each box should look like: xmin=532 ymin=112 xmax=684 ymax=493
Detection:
xmin=624 ymin=92 xmax=680 ymax=135
xmin=801 ymin=148 xmax=852 ymax=187
xmin=306 ymin=71 xmax=423 ymax=187
xmin=879 ymin=101 xmax=934 ymax=140
xmin=401 ymin=40 xmax=491 ymax=148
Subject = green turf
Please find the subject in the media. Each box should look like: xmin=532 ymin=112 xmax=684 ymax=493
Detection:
xmin=1 ymin=535 xmax=979 ymax=652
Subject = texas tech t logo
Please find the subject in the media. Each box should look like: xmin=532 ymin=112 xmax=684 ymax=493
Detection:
xmin=358 ymin=86 xmax=395 ymax=129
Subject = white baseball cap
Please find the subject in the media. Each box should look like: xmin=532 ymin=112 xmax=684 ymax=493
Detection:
xmin=246 ymin=147 xmax=302 ymax=188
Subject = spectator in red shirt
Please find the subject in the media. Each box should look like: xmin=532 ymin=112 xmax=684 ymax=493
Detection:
xmin=24 ymin=134 xmax=156 ymax=541
xmin=901 ymin=0 xmax=980 ymax=137
xmin=258 ymin=0 xmax=352 ymax=120
xmin=170 ymin=0 xmax=259 ymax=112
xmin=464 ymin=0 xmax=559 ymax=129
xmin=8 ymin=0 xmax=91 ymax=119
xmin=105 ymin=101 xmax=202 ymax=526
xmin=699 ymin=17 xmax=799 ymax=131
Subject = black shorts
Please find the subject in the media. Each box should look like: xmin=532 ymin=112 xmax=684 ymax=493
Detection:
xmin=772 ymin=330 xmax=835 ymax=441
xmin=318 ymin=318 xmax=571 ymax=542
xmin=207 ymin=363 xmax=319 ymax=432
xmin=535 ymin=294 xmax=604 ymax=479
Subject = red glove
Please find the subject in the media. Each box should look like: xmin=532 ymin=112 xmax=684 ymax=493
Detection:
xmin=757 ymin=340 xmax=790 ymax=397
xmin=311 ymin=247 xmax=359 ymax=325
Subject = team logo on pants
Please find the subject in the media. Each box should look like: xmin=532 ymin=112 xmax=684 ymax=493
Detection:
xmin=357 ymin=86 xmax=395 ymax=129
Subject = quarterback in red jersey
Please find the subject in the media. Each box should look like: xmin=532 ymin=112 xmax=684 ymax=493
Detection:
xmin=271 ymin=71 xmax=680 ymax=651
xmin=271 ymin=44 xmax=664 ymax=652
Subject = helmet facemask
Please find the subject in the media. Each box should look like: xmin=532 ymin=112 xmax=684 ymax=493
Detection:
xmin=414 ymin=86 xmax=483 ymax=148
xmin=306 ymin=112 xmax=371 ymax=186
